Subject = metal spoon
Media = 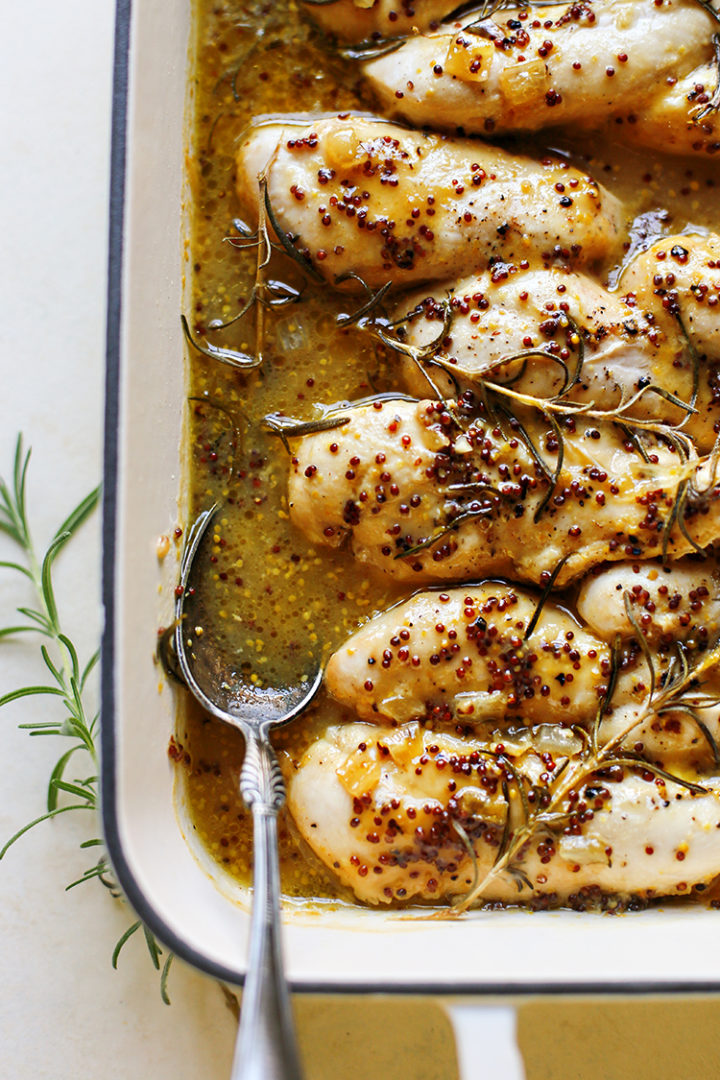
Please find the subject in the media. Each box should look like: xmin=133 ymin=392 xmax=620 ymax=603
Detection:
xmin=174 ymin=505 xmax=322 ymax=1080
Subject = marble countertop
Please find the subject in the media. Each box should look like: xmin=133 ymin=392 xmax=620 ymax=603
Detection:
xmin=3 ymin=4 xmax=720 ymax=1079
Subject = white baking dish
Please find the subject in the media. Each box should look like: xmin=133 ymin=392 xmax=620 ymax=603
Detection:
xmin=101 ymin=1 xmax=720 ymax=1074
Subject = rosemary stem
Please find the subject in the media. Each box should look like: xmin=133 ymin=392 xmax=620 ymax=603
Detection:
xmin=17 ymin=521 xmax=97 ymax=766
xmin=254 ymin=189 xmax=267 ymax=362
xmin=454 ymin=641 xmax=720 ymax=914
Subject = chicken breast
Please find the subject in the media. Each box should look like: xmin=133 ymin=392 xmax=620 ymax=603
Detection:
xmin=627 ymin=61 xmax=720 ymax=158
xmin=392 ymin=233 xmax=720 ymax=452
xmin=302 ymin=0 xmax=460 ymax=42
xmin=576 ymin=559 xmax=720 ymax=645
xmin=325 ymin=582 xmax=611 ymax=725
xmin=287 ymin=396 xmax=720 ymax=586
xmin=287 ymin=720 xmax=720 ymax=905
xmin=236 ymin=115 xmax=624 ymax=289
xmin=362 ymin=0 xmax=717 ymax=152
xmin=577 ymin=560 xmax=720 ymax=763
xmin=324 ymin=567 xmax=720 ymax=764
xmin=621 ymin=233 xmax=720 ymax=367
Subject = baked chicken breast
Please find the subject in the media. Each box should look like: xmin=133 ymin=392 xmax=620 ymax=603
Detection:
xmin=362 ymin=0 xmax=718 ymax=154
xmin=236 ymin=115 xmax=624 ymax=289
xmin=392 ymin=233 xmax=720 ymax=452
xmin=287 ymin=720 xmax=720 ymax=905
xmin=286 ymin=396 xmax=720 ymax=585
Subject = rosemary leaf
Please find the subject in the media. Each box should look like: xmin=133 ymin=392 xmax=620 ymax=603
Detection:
xmin=181 ymin=314 xmax=262 ymax=371
xmin=80 ymin=648 xmax=100 ymax=690
xmin=112 ymin=921 xmax=142 ymax=969
xmin=160 ymin=954 xmax=174 ymax=1005
xmin=66 ymin=861 xmax=112 ymax=891
xmin=0 ymin=560 xmax=34 ymax=579
xmin=0 ymin=625 xmax=37 ymax=638
xmin=143 ymin=924 xmax=162 ymax=970
xmin=17 ymin=607 xmax=52 ymax=631
xmin=53 ymin=486 xmax=101 ymax=543
xmin=47 ymin=747 xmax=81 ymax=811
xmin=608 ymin=757 xmax=708 ymax=795
xmin=394 ymin=503 xmax=495 ymax=560
xmin=524 ymin=553 xmax=573 ymax=641
xmin=0 ymin=684 xmax=66 ymax=707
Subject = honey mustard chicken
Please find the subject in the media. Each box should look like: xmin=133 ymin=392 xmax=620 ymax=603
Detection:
xmin=183 ymin=0 xmax=720 ymax=916
xmin=302 ymin=0 xmax=461 ymax=41
xmin=286 ymin=396 xmax=720 ymax=586
xmin=393 ymin=233 xmax=720 ymax=452
xmin=362 ymin=0 xmax=719 ymax=155
xmin=324 ymin=569 xmax=720 ymax=764
xmin=629 ymin=60 xmax=719 ymax=158
xmin=236 ymin=116 xmax=623 ymax=288
xmin=287 ymin=722 xmax=720 ymax=905
xmin=287 ymin=564 xmax=720 ymax=906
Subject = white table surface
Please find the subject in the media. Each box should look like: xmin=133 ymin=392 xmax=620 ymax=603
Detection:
xmin=0 ymin=4 xmax=237 ymax=1076
xmin=5 ymin=5 xmax=720 ymax=1080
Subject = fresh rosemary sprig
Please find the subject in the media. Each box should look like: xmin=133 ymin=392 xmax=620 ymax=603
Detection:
xmin=183 ymin=172 xmax=321 ymax=372
xmin=452 ymin=597 xmax=720 ymax=913
xmin=0 ymin=434 xmax=173 ymax=1004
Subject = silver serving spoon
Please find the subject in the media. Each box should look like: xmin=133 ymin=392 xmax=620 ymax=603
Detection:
xmin=174 ymin=505 xmax=322 ymax=1080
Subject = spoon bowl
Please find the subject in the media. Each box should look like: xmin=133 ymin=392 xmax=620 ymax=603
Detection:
xmin=175 ymin=505 xmax=323 ymax=723
xmin=174 ymin=505 xmax=322 ymax=1080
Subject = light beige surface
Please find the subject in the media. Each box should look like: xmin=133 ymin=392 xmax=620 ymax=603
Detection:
xmin=0 ymin=3 xmax=236 ymax=1077
xmin=2 ymin=2 xmax=720 ymax=1078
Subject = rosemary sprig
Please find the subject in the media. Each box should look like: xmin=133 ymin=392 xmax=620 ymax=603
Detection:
xmin=373 ymin=279 xmax=700 ymax=449
xmin=453 ymin=597 xmax=720 ymax=913
xmin=183 ymin=172 xmax=318 ymax=372
xmin=426 ymin=347 xmax=697 ymax=431
xmin=263 ymin=410 xmax=352 ymax=453
xmin=365 ymin=300 xmax=467 ymax=425
xmin=358 ymin=294 xmax=705 ymax=530
xmin=0 ymin=434 xmax=173 ymax=1003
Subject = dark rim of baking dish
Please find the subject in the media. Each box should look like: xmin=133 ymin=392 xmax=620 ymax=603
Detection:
xmin=101 ymin=0 xmax=720 ymax=995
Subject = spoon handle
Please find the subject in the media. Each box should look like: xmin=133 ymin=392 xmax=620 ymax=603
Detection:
xmin=232 ymin=730 xmax=304 ymax=1080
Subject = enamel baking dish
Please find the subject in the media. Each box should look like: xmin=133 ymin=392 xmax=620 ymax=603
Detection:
xmin=101 ymin=1 xmax=720 ymax=1075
